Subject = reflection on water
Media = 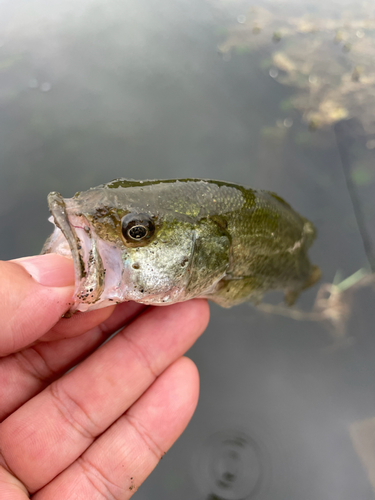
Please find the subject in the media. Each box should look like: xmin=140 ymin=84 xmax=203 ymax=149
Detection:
xmin=1 ymin=0 xmax=375 ymax=499
xmin=195 ymin=429 xmax=269 ymax=500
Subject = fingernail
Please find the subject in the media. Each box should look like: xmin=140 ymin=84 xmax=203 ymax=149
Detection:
xmin=13 ymin=254 xmax=75 ymax=287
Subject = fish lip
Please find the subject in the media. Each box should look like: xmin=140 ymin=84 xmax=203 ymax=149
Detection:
xmin=46 ymin=191 xmax=104 ymax=311
xmin=47 ymin=192 xmax=86 ymax=282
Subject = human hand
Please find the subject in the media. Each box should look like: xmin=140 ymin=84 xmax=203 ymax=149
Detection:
xmin=0 ymin=254 xmax=209 ymax=499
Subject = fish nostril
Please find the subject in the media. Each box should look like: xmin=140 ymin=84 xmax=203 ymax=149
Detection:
xmin=132 ymin=263 xmax=140 ymax=270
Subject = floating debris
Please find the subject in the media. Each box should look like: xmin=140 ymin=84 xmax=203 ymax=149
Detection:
xmin=216 ymin=2 xmax=375 ymax=134
xmin=269 ymin=68 xmax=278 ymax=78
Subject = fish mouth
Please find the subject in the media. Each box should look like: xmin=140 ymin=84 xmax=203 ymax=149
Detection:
xmin=42 ymin=191 xmax=106 ymax=312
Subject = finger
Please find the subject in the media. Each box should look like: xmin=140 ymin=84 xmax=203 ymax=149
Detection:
xmin=0 ymin=465 xmax=29 ymax=500
xmin=0 ymin=300 xmax=209 ymax=493
xmin=38 ymin=306 xmax=116 ymax=342
xmin=0 ymin=302 xmax=146 ymax=422
xmin=0 ymin=255 xmax=75 ymax=356
xmin=33 ymin=357 xmax=199 ymax=500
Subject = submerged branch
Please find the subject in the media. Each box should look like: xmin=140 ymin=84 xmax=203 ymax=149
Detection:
xmin=257 ymin=269 xmax=375 ymax=342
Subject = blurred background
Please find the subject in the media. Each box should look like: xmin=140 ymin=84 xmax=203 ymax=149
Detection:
xmin=1 ymin=0 xmax=375 ymax=498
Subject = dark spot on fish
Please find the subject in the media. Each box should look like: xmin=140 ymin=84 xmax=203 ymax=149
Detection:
xmin=140 ymin=289 xmax=144 ymax=293
xmin=89 ymin=288 xmax=93 ymax=292
xmin=132 ymin=263 xmax=140 ymax=269
xmin=109 ymin=298 xmax=113 ymax=301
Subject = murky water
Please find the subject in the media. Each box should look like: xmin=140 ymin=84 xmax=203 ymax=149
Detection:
xmin=1 ymin=0 xmax=375 ymax=498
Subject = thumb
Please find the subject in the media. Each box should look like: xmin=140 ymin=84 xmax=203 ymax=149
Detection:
xmin=0 ymin=254 xmax=75 ymax=356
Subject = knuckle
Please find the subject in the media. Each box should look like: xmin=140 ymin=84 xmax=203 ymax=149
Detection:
xmin=78 ymin=456 xmax=127 ymax=500
xmin=49 ymin=382 xmax=100 ymax=440
xmin=125 ymin=413 xmax=165 ymax=462
xmin=120 ymin=333 xmax=158 ymax=380
xmin=14 ymin=346 xmax=54 ymax=382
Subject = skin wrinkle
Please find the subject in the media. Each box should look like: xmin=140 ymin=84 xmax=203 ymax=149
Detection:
xmin=0 ymin=465 xmax=30 ymax=499
xmin=118 ymin=331 xmax=159 ymax=381
xmin=13 ymin=347 xmax=55 ymax=384
xmin=0 ymin=450 xmax=23 ymax=490
xmin=124 ymin=412 xmax=165 ymax=462
xmin=48 ymin=382 xmax=101 ymax=442
xmin=77 ymin=456 xmax=127 ymax=500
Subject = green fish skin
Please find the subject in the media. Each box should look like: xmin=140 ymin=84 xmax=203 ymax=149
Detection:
xmin=42 ymin=179 xmax=320 ymax=312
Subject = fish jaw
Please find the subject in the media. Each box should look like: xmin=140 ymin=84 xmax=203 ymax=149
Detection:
xmin=42 ymin=191 xmax=124 ymax=312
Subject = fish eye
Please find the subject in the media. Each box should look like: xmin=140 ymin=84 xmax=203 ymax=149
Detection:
xmin=121 ymin=213 xmax=155 ymax=245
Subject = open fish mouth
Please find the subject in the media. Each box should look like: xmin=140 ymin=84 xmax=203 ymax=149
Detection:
xmin=42 ymin=191 xmax=111 ymax=312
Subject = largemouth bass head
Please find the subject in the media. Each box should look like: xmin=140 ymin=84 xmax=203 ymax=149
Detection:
xmin=42 ymin=186 xmax=230 ymax=312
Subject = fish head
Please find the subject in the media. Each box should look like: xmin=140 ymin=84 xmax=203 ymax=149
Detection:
xmin=42 ymin=186 xmax=228 ymax=311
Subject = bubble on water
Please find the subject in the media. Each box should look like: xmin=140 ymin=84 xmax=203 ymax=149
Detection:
xmin=269 ymin=68 xmax=278 ymax=78
xmin=237 ymin=15 xmax=246 ymax=24
xmin=308 ymin=74 xmax=318 ymax=85
xmin=40 ymin=82 xmax=52 ymax=92
xmin=28 ymin=78 xmax=38 ymax=89
xmin=356 ymin=29 xmax=365 ymax=38
xmin=195 ymin=429 xmax=269 ymax=499
xmin=283 ymin=118 xmax=293 ymax=128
